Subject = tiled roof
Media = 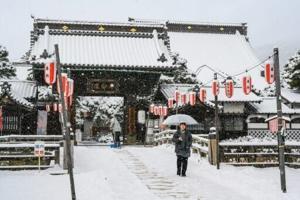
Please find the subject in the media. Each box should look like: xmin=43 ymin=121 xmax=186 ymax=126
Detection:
xmin=160 ymin=84 xmax=261 ymax=103
xmin=281 ymin=88 xmax=300 ymax=104
xmin=167 ymin=31 xmax=267 ymax=92
xmin=0 ymin=80 xmax=36 ymax=109
xmin=251 ymin=97 xmax=300 ymax=114
xmin=29 ymin=29 xmax=174 ymax=70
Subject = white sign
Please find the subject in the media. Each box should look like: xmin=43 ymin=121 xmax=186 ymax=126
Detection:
xmin=34 ymin=141 xmax=45 ymax=157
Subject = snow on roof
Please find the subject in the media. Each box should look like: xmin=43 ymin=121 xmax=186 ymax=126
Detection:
xmin=281 ymin=88 xmax=300 ymax=103
xmin=0 ymin=79 xmax=36 ymax=108
xmin=167 ymin=31 xmax=268 ymax=92
xmin=160 ymin=84 xmax=261 ymax=103
xmin=30 ymin=31 xmax=174 ymax=70
xmin=251 ymin=97 xmax=300 ymax=114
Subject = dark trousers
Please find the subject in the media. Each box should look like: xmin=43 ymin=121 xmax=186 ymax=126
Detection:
xmin=177 ymin=155 xmax=188 ymax=175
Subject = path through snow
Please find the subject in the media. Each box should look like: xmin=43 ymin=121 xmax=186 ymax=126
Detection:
xmin=0 ymin=145 xmax=299 ymax=200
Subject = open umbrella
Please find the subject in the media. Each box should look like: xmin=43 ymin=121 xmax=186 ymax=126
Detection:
xmin=162 ymin=114 xmax=198 ymax=126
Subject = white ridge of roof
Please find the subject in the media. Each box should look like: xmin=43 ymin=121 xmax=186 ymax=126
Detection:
xmin=168 ymin=31 xmax=268 ymax=92
xmin=130 ymin=18 xmax=245 ymax=27
xmin=160 ymin=84 xmax=261 ymax=103
xmin=35 ymin=18 xmax=164 ymax=28
xmin=30 ymin=33 xmax=174 ymax=69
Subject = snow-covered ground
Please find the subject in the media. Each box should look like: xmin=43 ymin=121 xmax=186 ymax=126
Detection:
xmin=0 ymin=145 xmax=299 ymax=200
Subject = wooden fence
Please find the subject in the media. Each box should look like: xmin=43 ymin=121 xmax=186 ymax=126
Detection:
xmin=0 ymin=135 xmax=63 ymax=170
xmin=154 ymin=130 xmax=300 ymax=168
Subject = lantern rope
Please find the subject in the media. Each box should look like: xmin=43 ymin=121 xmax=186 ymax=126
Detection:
xmin=197 ymin=53 xmax=274 ymax=87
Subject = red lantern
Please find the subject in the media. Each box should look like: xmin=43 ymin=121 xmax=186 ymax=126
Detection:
xmin=174 ymin=90 xmax=180 ymax=103
xmin=242 ymin=75 xmax=252 ymax=95
xmin=149 ymin=104 xmax=155 ymax=113
xmin=44 ymin=60 xmax=56 ymax=85
xmin=199 ymin=88 xmax=207 ymax=102
xmin=46 ymin=104 xmax=51 ymax=112
xmin=225 ymin=78 xmax=234 ymax=98
xmin=162 ymin=106 xmax=168 ymax=117
xmin=68 ymin=78 xmax=74 ymax=97
xmin=189 ymin=91 xmax=196 ymax=106
xmin=180 ymin=93 xmax=187 ymax=105
xmin=265 ymin=60 xmax=275 ymax=84
xmin=159 ymin=105 xmax=163 ymax=116
xmin=154 ymin=105 xmax=159 ymax=116
xmin=212 ymin=80 xmax=219 ymax=96
xmin=53 ymin=103 xmax=58 ymax=112
xmin=168 ymin=98 xmax=174 ymax=108
xmin=57 ymin=73 xmax=68 ymax=96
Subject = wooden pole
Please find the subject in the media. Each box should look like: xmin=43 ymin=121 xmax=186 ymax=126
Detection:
xmin=55 ymin=44 xmax=77 ymax=200
xmin=274 ymin=47 xmax=287 ymax=193
xmin=214 ymin=73 xmax=220 ymax=170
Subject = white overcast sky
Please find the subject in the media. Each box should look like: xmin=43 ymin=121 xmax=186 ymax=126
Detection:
xmin=0 ymin=0 xmax=299 ymax=63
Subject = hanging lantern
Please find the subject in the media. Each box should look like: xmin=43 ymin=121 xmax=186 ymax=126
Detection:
xmin=242 ymin=75 xmax=252 ymax=95
xmin=154 ymin=105 xmax=159 ymax=116
xmin=212 ymin=80 xmax=219 ymax=96
xmin=53 ymin=103 xmax=58 ymax=112
xmin=168 ymin=98 xmax=174 ymax=108
xmin=44 ymin=60 xmax=56 ymax=85
xmin=174 ymin=89 xmax=180 ymax=103
xmin=57 ymin=73 xmax=68 ymax=96
xmin=180 ymin=93 xmax=187 ymax=105
xmin=265 ymin=60 xmax=275 ymax=84
xmin=162 ymin=106 xmax=168 ymax=117
xmin=189 ymin=91 xmax=196 ymax=106
xmin=149 ymin=104 xmax=155 ymax=113
xmin=199 ymin=88 xmax=207 ymax=102
xmin=159 ymin=105 xmax=163 ymax=116
xmin=225 ymin=78 xmax=234 ymax=98
xmin=68 ymin=78 xmax=74 ymax=97
xmin=46 ymin=104 xmax=51 ymax=112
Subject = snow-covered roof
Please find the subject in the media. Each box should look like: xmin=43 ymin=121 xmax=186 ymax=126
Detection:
xmin=281 ymin=88 xmax=300 ymax=104
xmin=160 ymin=84 xmax=261 ymax=103
xmin=0 ymin=79 xmax=36 ymax=108
xmin=29 ymin=19 xmax=175 ymax=71
xmin=251 ymin=97 xmax=300 ymax=114
xmin=168 ymin=31 xmax=267 ymax=91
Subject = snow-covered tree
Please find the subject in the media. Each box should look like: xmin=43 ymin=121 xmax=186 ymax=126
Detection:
xmin=161 ymin=52 xmax=198 ymax=84
xmin=0 ymin=45 xmax=16 ymax=78
xmin=283 ymin=50 xmax=300 ymax=90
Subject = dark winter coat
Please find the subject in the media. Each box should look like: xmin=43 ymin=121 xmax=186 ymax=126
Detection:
xmin=172 ymin=129 xmax=193 ymax=157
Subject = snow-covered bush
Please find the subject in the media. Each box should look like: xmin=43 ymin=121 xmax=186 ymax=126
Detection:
xmin=0 ymin=45 xmax=16 ymax=78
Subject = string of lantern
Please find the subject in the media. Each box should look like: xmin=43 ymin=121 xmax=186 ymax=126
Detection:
xmin=43 ymin=58 xmax=74 ymax=113
xmin=149 ymin=53 xmax=276 ymax=116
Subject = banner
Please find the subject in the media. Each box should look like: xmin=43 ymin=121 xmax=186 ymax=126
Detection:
xmin=37 ymin=110 xmax=47 ymax=135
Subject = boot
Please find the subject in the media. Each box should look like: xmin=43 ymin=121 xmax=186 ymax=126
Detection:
xmin=177 ymin=156 xmax=182 ymax=176
xmin=181 ymin=157 xmax=188 ymax=177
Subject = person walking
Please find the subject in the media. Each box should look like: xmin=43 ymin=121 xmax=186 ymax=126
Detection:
xmin=110 ymin=116 xmax=122 ymax=148
xmin=172 ymin=122 xmax=192 ymax=177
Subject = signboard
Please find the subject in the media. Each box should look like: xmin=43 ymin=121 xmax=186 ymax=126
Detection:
xmin=34 ymin=141 xmax=45 ymax=157
xmin=87 ymin=79 xmax=119 ymax=94
xmin=269 ymin=118 xmax=286 ymax=133
xmin=37 ymin=110 xmax=48 ymax=135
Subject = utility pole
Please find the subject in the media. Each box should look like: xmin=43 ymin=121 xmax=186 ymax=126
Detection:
xmin=274 ymin=47 xmax=287 ymax=193
xmin=55 ymin=44 xmax=77 ymax=200
xmin=214 ymin=73 xmax=220 ymax=170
